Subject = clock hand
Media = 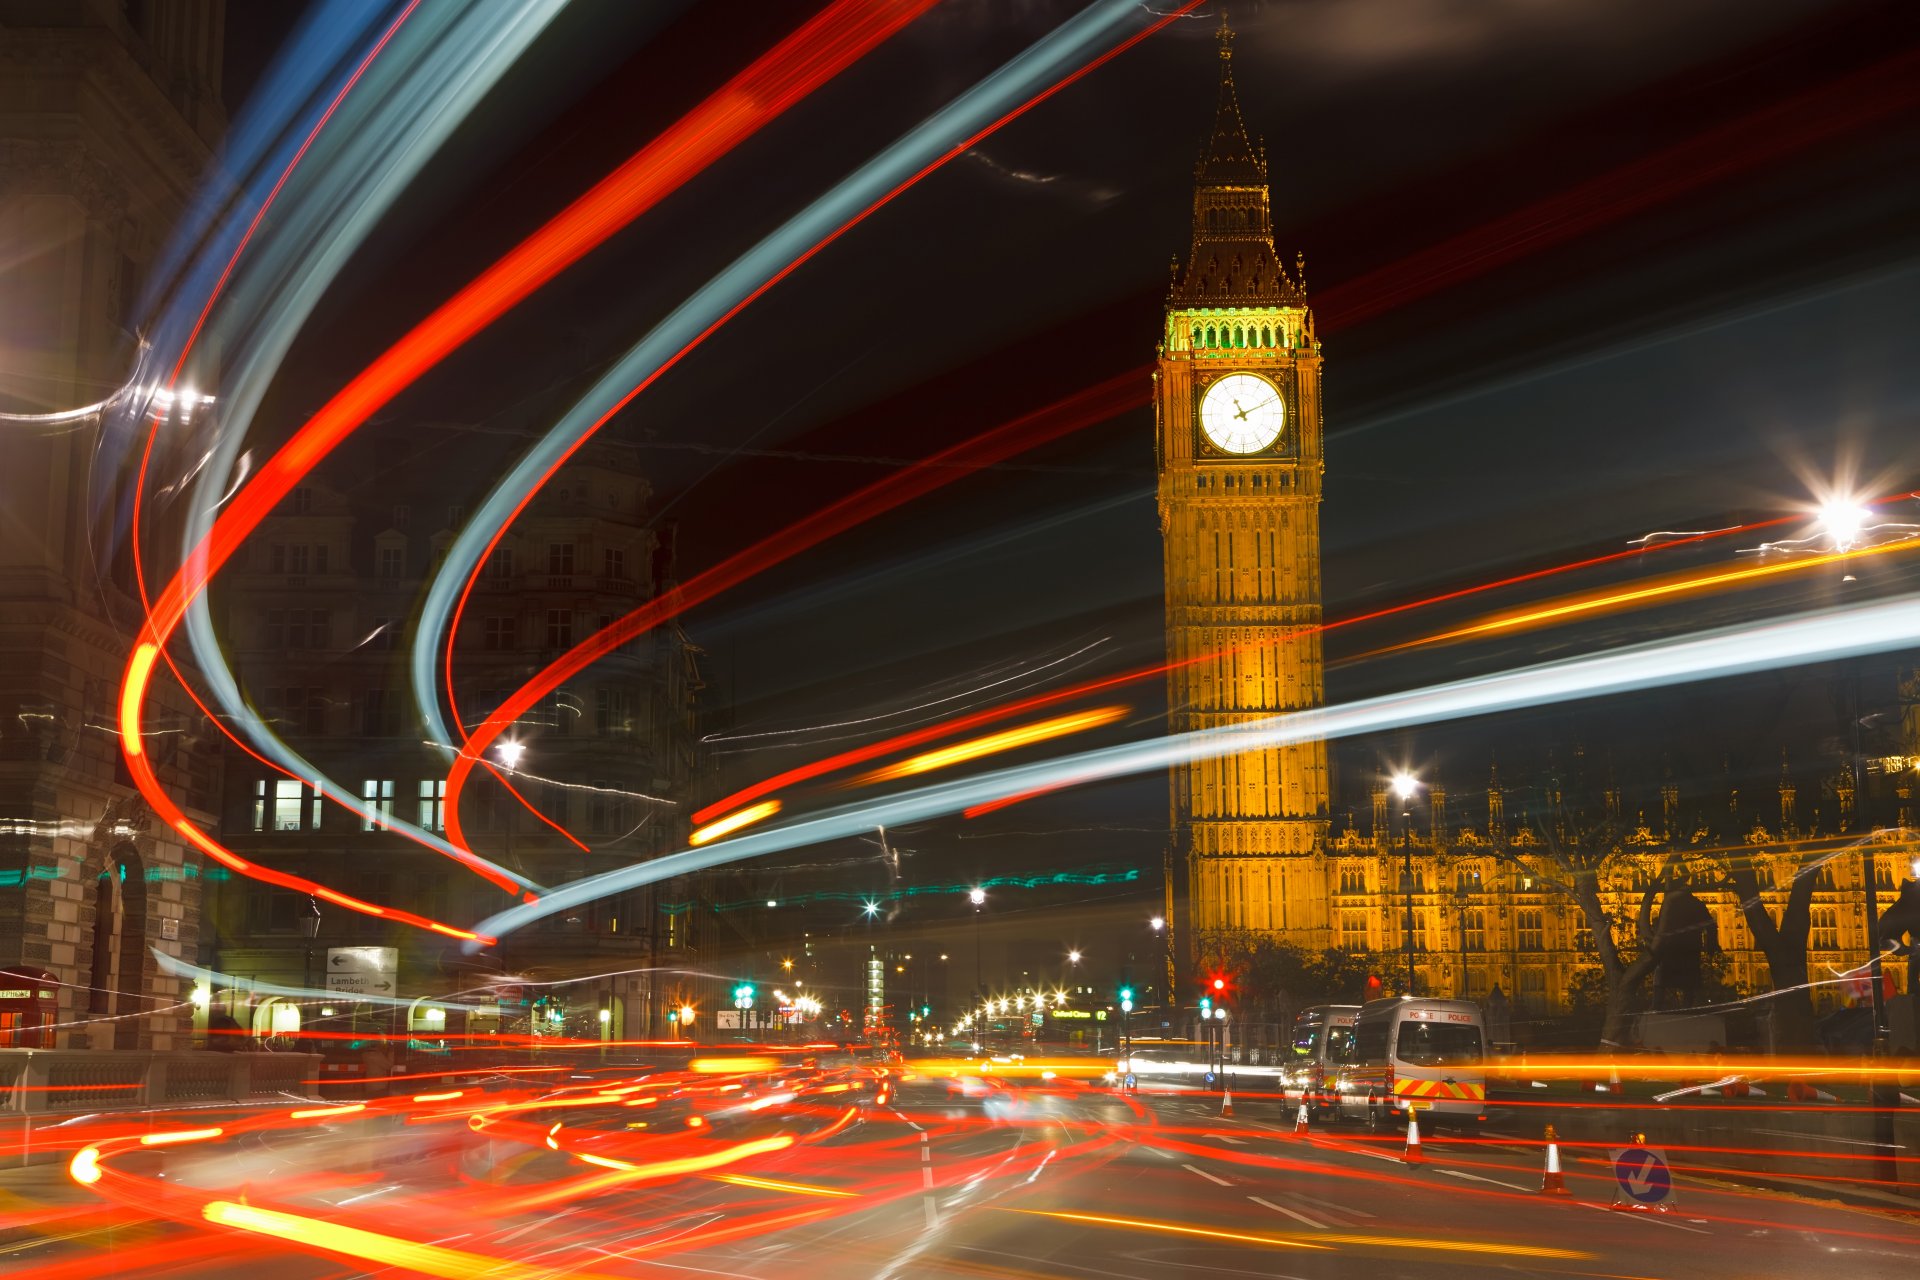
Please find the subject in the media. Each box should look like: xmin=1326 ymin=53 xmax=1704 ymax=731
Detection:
xmin=1232 ymin=399 xmax=1249 ymax=421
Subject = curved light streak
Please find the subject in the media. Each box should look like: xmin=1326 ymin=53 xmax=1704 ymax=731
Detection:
xmin=469 ymin=594 xmax=1920 ymax=946
xmin=420 ymin=0 xmax=1199 ymax=854
xmin=127 ymin=0 xmax=933 ymax=911
xmin=116 ymin=3 xmax=565 ymax=934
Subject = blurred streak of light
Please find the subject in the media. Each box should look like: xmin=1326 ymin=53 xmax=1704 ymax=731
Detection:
xmin=151 ymin=951 xmax=481 ymax=1014
xmin=691 ymin=1056 xmax=781 ymax=1073
xmin=1001 ymin=1208 xmax=1590 ymax=1259
xmin=66 ymin=1148 xmax=100 ymax=1186
xmin=424 ymin=0 xmax=1203 ymax=852
xmin=201 ymin=1200 xmax=623 ymax=1280
xmin=469 ymin=593 xmax=1920 ymax=943
xmin=711 ymin=1172 xmax=858 ymax=1198
xmin=137 ymin=1127 xmax=222 ymax=1147
xmin=1378 ymin=532 xmax=1920 ymax=653
xmin=963 ymin=781 xmax=1070 ymax=819
xmin=854 ymin=706 xmax=1129 ymax=784
xmin=704 ymin=638 xmax=1109 ymax=745
xmin=696 ymin=512 xmax=1781 ymax=825
xmin=117 ymin=5 xmax=564 ymax=935
xmin=128 ymin=0 xmax=938 ymax=917
xmin=1312 ymin=45 xmax=1920 ymax=331
xmin=690 ymin=800 xmax=783 ymax=846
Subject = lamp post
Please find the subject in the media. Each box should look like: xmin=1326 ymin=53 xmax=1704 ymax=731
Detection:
xmin=1818 ymin=499 xmax=1889 ymax=1048
xmin=1393 ymin=772 xmax=1421 ymax=996
xmin=969 ymin=887 xmax=986 ymax=996
xmin=300 ymin=896 xmax=322 ymax=1040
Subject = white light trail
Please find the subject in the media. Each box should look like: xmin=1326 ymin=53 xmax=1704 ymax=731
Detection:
xmin=469 ymin=593 xmax=1920 ymax=947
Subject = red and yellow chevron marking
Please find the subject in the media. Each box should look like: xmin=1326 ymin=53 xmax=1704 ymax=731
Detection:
xmin=1393 ymin=1077 xmax=1486 ymax=1102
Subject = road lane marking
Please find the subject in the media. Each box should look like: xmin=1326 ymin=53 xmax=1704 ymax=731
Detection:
xmin=1577 ymin=1202 xmax=1710 ymax=1234
xmin=1292 ymin=1192 xmax=1375 ymax=1220
xmin=1249 ymin=1195 xmax=1325 ymax=1229
xmin=1183 ymin=1163 xmax=1233 ymax=1186
xmin=1213 ymin=1134 xmax=1248 ymax=1145
xmin=1437 ymin=1169 xmax=1532 ymax=1193
xmin=922 ymin=1166 xmax=934 ymax=1188
xmin=922 ymin=1195 xmax=939 ymax=1228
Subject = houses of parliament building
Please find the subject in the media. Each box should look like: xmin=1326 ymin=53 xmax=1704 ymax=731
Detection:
xmin=1156 ymin=21 xmax=1919 ymax=1022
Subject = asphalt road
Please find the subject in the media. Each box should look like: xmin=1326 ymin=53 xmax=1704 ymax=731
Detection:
xmin=3 ymin=1076 xmax=1917 ymax=1278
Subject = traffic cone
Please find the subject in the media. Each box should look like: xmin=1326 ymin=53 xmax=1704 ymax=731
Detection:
xmin=1401 ymin=1112 xmax=1425 ymax=1165
xmin=1220 ymin=1086 xmax=1234 ymax=1118
xmin=1540 ymin=1124 xmax=1568 ymax=1196
xmin=1294 ymin=1101 xmax=1310 ymax=1138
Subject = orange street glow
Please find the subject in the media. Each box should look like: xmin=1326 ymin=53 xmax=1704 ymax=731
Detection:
xmin=202 ymin=1200 xmax=622 ymax=1280
xmin=690 ymin=799 xmax=781 ymax=846
xmin=1001 ymin=1209 xmax=1592 ymax=1260
xmin=691 ymin=1056 xmax=779 ymax=1074
xmin=855 ymin=706 xmax=1130 ymax=784
xmin=290 ymin=1104 xmax=365 ymax=1120
xmin=570 ymin=1134 xmax=793 ymax=1180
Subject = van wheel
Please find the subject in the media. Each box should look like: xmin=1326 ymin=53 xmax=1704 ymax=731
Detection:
xmin=1364 ymin=1093 xmax=1386 ymax=1133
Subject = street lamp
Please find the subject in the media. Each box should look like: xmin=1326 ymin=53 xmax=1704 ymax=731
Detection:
xmin=495 ymin=740 xmax=525 ymax=771
xmin=1392 ymin=771 xmax=1421 ymax=997
xmin=299 ymin=897 xmax=322 ymax=1038
xmin=969 ymin=887 xmax=987 ymax=994
xmin=1817 ymin=496 xmax=1888 ymax=1048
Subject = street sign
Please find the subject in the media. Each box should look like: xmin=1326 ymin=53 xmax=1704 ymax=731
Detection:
xmin=1609 ymin=1145 xmax=1674 ymax=1210
xmin=325 ymin=946 xmax=398 ymax=996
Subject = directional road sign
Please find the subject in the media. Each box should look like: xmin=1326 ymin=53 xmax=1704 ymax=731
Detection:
xmin=1609 ymin=1145 xmax=1674 ymax=1209
xmin=326 ymin=946 xmax=398 ymax=996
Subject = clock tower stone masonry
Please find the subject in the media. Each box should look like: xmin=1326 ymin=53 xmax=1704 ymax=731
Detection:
xmin=1157 ymin=19 xmax=1330 ymax=962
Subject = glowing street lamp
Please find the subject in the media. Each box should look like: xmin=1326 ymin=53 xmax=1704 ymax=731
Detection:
xmin=1392 ymin=771 xmax=1422 ymax=995
xmin=1150 ymin=916 xmax=1164 ymax=931
xmin=1818 ymin=499 xmax=1871 ymax=554
xmin=495 ymin=740 xmax=526 ymax=771
xmin=861 ymin=899 xmax=880 ymax=919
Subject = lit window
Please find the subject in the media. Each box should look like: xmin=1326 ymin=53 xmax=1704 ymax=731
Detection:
xmin=419 ymin=779 xmax=447 ymax=832
xmin=361 ymin=780 xmax=394 ymax=832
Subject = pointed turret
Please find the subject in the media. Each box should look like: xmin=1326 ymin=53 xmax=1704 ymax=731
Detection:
xmin=1169 ymin=15 xmax=1303 ymax=308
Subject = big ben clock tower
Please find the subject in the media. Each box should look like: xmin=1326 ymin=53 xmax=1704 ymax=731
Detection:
xmin=1158 ymin=19 xmax=1330 ymax=954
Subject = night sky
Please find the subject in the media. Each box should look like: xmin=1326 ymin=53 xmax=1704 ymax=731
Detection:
xmin=221 ymin=1 xmax=1920 ymax=1001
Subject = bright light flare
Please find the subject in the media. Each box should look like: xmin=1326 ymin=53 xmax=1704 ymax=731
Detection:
xmin=203 ymin=1200 xmax=621 ymax=1280
xmin=1819 ymin=499 xmax=1871 ymax=551
xmin=856 ymin=706 xmax=1129 ymax=784
xmin=69 ymin=1147 xmax=102 ymax=1185
xmin=1390 ymin=771 xmax=1419 ymax=801
xmin=690 ymin=799 xmax=781 ymax=846
xmin=691 ymin=1056 xmax=779 ymax=1074
xmin=139 ymin=1126 xmax=223 ymax=1146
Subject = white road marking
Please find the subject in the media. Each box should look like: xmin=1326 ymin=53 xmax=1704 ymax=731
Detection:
xmin=922 ymin=1165 xmax=934 ymax=1188
xmin=1249 ymin=1195 xmax=1325 ymax=1229
xmin=1437 ymin=1168 xmax=1533 ymax=1193
xmin=1213 ymin=1133 xmax=1247 ymax=1145
xmin=1291 ymin=1191 xmax=1375 ymax=1220
xmin=1578 ymin=1202 xmax=1710 ymax=1234
xmin=1183 ymin=1163 xmax=1233 ymax=1187
xmin=922 ymin=1195 xmax=939 ymax=1228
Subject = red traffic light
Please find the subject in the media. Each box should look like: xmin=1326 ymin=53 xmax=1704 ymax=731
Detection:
xmin=1211 ymin=977 xmax=1225 ymax=991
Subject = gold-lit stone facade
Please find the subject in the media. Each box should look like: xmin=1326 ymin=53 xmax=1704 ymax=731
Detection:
xmin=1159 ymin=23 xmax=1330 ymax=945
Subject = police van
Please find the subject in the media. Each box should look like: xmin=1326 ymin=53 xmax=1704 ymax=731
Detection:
xmin=1281 ymin=1004 xmax=1358 ymax=1117
xmin=1332 ymin=997 xmax=1487 ymax=1130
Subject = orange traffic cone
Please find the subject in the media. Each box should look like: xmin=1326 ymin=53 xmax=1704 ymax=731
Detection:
xmin=1401 ymin=1112 xmax=1425 ymax=1165
xmin=1540 ymin=1124 xmax=1568 ymax=1195
xmin=1220 ymin=1086 xmax=1234 ymax=1118
xmin=1294 ymin=1101 xmax=1310 ymax=1137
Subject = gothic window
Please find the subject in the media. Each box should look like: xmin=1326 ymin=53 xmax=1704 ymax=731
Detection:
xmin=1516 ymin=908 xmax=1544 ymax=952
xmin=1463 ymin=909 xmax=1486 ymax=951
xmin=1811 ymin=907 xmax=1839 ymax=951
xmin=1339 ymin=864 xmax=1366 ymax=894
xmin=1206 ymin=326 xmax=1216 ymax=347
xmin=1192 ymin=325 xmax=1202 ymax=347
xmin=1340 ymin=911 xmax=1368 ymax=950
xmin=1233 ymin=324 xmax=1244 ymax=347
xmin=1261 ymin=325 xmax=1272 ymax=347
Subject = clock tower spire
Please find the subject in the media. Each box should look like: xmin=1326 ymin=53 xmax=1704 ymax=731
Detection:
xmin=1158 ymin=15 xmax=1329 ymax=960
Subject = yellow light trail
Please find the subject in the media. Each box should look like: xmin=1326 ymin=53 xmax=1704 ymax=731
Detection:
xmin=203 ymin=1200 xmax=624 ymax=1280
xmin=690 ymin=799 xmax=781 ymax=846
xmin=1400 ymin=536 xmax=1920 ymax=651
xmin=1001 ymin=1209 xmax=1594 ymax=1260
xmin=291 ymin=1103 xmax=365 ymax=1120
xmin=710 ymin=1172 xmax=859 ymax=1198
xmin=139 ymin=1127 xmax=223 ymax=1146
xmin=568 ymin=1133 xmax=795 ymax=1180
xmin=856 ymin=706 xmax=1130 ymax=784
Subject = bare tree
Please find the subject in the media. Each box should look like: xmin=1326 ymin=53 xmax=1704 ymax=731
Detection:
xmin=1493 ymin=810 xmax=1690 ymax=1047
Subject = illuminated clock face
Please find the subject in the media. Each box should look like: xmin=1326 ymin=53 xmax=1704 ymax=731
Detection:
xmin=1199 ymin=373 xmax=1285 ymax=455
